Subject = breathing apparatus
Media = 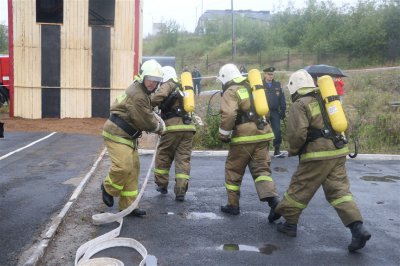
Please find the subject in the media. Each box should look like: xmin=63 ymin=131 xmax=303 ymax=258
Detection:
xmin=247 ymin=69 xmax=270 ymax=130
xmin=180 ymin=72 xmax=195 ymax=113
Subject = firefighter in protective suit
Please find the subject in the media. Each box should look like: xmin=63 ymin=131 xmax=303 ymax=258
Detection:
xmin=101 ymin=59 xmax=165 ymax=216
xmin=217 ymin=63 xmax=280 ymax=220
xmin=274 ymin=69 xmax=371 ymax=252
xmin=151 ymin=66 xmax=196 ymax=201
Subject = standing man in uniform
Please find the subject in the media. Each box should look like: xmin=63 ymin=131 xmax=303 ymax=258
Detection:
xmin=274 ymin=69 xmax=371 ymax=252
xmin=101 ymin=59 xmax=165 ymax=216
xmin=151 ymin=66 xmax=196 ymax=201
xmin=217 ymin=63 xmax=280 ymax=222
xmin=191 ymin=66 xmax=202 ymax=96
xmin=263 ymin=67 xmax=286 ymax=158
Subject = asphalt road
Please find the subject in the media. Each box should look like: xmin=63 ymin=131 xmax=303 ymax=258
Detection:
xmin=0 ymin=132 xmax=104 ymax=266
xmin=1 ymin=132 xmax=400 ymax=265
xmin=103 ymin=154 xmax=400 ymax=266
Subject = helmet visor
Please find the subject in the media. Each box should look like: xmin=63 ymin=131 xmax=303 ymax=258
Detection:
xmin=145 ymin=75 xmax=163 ymax=82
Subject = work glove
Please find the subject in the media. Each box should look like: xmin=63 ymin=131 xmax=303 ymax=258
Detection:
xmin=153 ymin=112 xmax=165 ymax=135
xmin=280 ymin=112 xmax=286 ymax=120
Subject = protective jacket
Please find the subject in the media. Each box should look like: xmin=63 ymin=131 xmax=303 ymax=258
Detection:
xmin=287 ymin=88 xmax=349 ymax=162
xmin=151 ymin=81 xmax=196 ymax=133
xmin=219 ymin=82 xmax=274 ymax=145
xmin=103 ymin=81 xmax=160 ymax=146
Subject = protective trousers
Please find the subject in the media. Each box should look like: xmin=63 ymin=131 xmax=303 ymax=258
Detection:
xmin=103 ymin=139 xmax=139 ymax=210
xmin=154 ymin=131 xmax=194 ymax=196
xmin=275 ymin=157 xmax=363 ymax=225
xmin=225 ymin=141 xmax=278 ymax=207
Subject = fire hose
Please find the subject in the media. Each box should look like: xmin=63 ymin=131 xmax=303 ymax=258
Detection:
xmin=75 ymin=138 xmax=160 ymax=266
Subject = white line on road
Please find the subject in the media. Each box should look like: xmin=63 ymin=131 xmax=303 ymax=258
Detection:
xmin=0 ymin=132 xmax=57 ymax=161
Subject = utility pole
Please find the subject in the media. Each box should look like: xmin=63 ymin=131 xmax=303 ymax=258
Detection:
xmin=231 ymin=0 xmax=236 ymax=61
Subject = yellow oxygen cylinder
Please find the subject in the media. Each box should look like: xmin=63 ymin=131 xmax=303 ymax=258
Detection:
xmin=247 ymin=69 xmax=269 ymax=117
xmin=180 ymin=72 xmax=195 ymax=113
xmin=317 ymin=75 xmax=348 ymax=133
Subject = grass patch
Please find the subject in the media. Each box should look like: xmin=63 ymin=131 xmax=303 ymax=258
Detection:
xmin=192 ymin=69 xmax=400 ymax=154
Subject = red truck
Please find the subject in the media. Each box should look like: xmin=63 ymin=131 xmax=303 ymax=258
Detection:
xmin=0 ymin=54 xmax=10 ymax=105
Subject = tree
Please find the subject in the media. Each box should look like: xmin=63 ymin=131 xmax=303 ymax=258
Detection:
xmin=155 ymin=20 xmax=180 ymax=51
xmin=0 ymin=24 xmax=8 ymax=53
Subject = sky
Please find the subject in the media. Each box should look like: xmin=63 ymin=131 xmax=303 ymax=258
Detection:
xmin=0 ymin=0 xmax=358 ymax=35
xmin=142 ymin=0 xmax=358 ymax=37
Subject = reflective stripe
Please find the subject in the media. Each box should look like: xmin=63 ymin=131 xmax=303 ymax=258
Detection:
xmin=121 ymin=190 xmax=138 ymax=197
xmin=219 ymin=127 xmax=231 ymax=136
xmin=300 ymin=147 xmax=349 ymax=160
xmin=107 ymin=175 xmax=123 ymax=191
xmin=102 ymin=130 xmax=135 ymax=148
xmin=255 ymin=175 xmax=273 ymax=183
xmin=236 ymin=88 xmax=249 ymax=100
xmin=231 ymin=133 xmax=274 ymax=144
xmin=116 ymin=93 xmax=127 ymax=103
xmin=284 ymin=192 xmax=307 ymax=209
xmin=176 ymin=173 xmax=190 ymax=180
xmin=308 ymin=101 xmax=321 ymax=117
xmin=154 ymin=168 xmax=169 ymax=175
xmin=330 ymin=195 xmax=353 ymax=207
xmin=225 ymin=183 xmax=240 ymax=191
xmin=165 ymin=125 xmax=196 ymax=132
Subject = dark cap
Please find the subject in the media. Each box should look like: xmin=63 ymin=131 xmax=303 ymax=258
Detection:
xmin=263 ymin=67 xmax=275 ymax=73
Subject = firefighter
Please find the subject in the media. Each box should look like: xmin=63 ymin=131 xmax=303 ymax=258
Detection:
xmin=101 ymin=59 xmax=165 ymax=216
xmin=217 ymin=63 xmax=280 ymax=221
xmin=275 ymin=69 xmax=371 ymax=252
xmin=151 ymin=66 xmax=196 ymax=201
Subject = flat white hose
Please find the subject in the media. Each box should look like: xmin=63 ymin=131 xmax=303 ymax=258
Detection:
xmin=75 ymin=137 xmax=159 ymax=266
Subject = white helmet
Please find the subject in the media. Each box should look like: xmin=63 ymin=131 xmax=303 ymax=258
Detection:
xmin=217 ymin=63 xmax=245 ymax=85
xmin=287 ymin=69 xmax=315 ymax=95
xmin=140 ymin=59 xmax=163 ymax=83
xmin=161 ymin=66 xmax=178 ymax=83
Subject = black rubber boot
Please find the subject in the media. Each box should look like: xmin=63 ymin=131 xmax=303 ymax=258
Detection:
xmin=156 ymin=186 xmax=168 ymax=194
xmin=274 ymin=146 xmax=285 ymax=158
xmin=128 ymin=208 xmax=147 ymax=217
xmin=0 ymin=122 xmax=4 ymax=138
xmin=267 ymin=197 xmax=281 ymax=223
xmin=101 ymin=184 xmax=114 ymax=207
xmin=348 ymin=221 xmax=371 ymax=252
xmin=277 ymin=221 xmax=297 ymax=237
xmin=175 ymin=195 xmax=185 ymax=202
xmin=221 ymin=205 xmax=240 ymax=215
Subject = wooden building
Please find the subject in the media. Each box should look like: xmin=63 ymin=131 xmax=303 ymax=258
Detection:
xmin=8 ymin=0 xmax=143 ymax=118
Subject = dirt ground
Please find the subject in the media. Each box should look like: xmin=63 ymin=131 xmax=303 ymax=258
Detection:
xmin=1 ymin=116 xmax=158 ymax=149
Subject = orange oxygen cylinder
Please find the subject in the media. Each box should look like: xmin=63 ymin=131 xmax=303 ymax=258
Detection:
xmin=180 ymin=72 xmax=195 ymax=113
xmin=247 ymin=69 xmax=269 ymax=117
xmin=317 ymin=75 xmax=348 ymax=133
